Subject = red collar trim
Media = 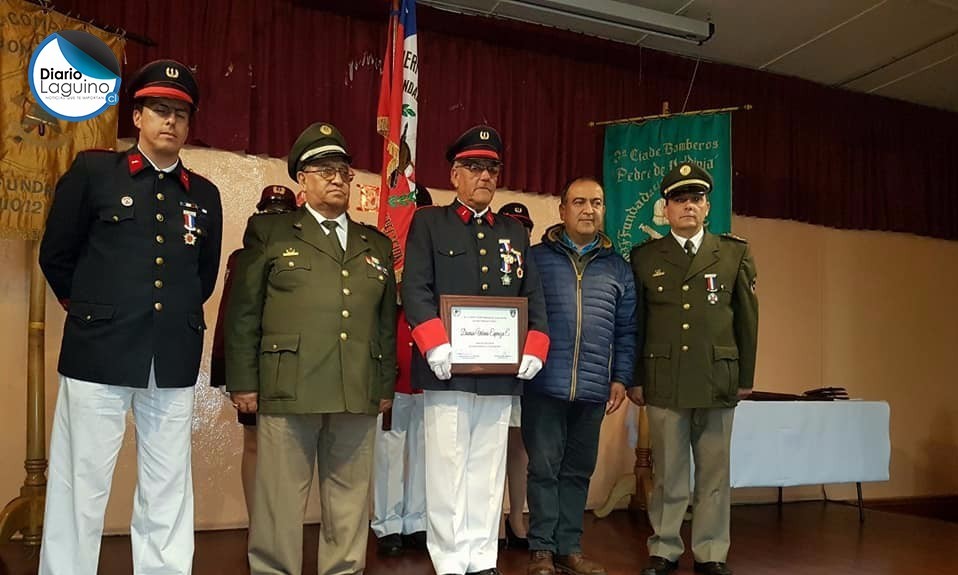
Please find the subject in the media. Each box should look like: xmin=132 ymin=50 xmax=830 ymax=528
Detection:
xmin=127 ymin=152 xmax=146 ymax=175
xmin=454 ymin=202 xmax=495 ymax=225
xmin=127 ymin=150 xmax=191 ymax=191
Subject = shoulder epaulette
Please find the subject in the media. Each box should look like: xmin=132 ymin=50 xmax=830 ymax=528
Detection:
xmin=184 ymin=166 xmax=214 ymax=186
xmin=633 ymin=236 xmax=659 ymax=250
xmin=360 ymin=222 xmax=389 ymax=239
xmin=720 ymin=232 xmax=748 ymax=243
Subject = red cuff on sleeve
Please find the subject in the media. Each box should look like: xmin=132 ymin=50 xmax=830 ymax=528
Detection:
xmin=523 ymin=330 xmax=550 ymax=362
xmin=411 ymin=317 xmax=449 ymax=356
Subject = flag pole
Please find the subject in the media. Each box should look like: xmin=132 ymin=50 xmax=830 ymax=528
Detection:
xmin=0 ymin=241 xmax=48 ymax=546
xmin=589 ymin=103 xmax=752 ymax=127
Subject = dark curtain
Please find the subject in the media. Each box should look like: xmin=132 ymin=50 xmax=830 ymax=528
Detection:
xmin=56 ymin=0 xmax=958 ymax=240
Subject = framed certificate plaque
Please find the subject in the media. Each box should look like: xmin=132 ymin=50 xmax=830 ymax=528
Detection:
xmin=439 ymin=295 xmax=528 ymax=375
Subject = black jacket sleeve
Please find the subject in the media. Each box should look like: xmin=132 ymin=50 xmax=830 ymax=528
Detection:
xmin=39 ymin=153 xmax=94 ymax=302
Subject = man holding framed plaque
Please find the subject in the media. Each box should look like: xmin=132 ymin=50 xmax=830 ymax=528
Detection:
xmin=401 ymin=125 xmax=550 ymax=575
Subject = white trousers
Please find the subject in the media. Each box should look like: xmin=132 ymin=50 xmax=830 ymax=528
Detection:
xmin=39 ymin=373 xmax=195 ymax=575
xmin=372 ymin=392 xmax=426 ymax=537
xmin=423 ymin=390 xmax=511 ymax=575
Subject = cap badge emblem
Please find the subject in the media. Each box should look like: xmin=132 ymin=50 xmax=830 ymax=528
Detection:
xmin=680 ymin=165 xmax=692 ymax=176
xmin=165 ymin=67 xmax=180 ymax=79
xmin=479 ymin=130 xmax=490 ymax=140
xmin=320 ymin=125 xmax=333 ymax=135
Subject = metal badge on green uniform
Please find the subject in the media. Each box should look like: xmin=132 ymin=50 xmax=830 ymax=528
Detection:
xmin=652 ymin=269 xmax=665 ymax=278
xmin=282 ymin=248 xmax=299 ymax=257
xmin=705 ymin=273 xmax=718 ymax=304
xmin=365 ymin=255 xmax=389 ymax=277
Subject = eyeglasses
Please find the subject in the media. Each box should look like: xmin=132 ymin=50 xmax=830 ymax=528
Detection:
xmin=302 ymin=166 xmax=354 ymax=183
xmin=144 ymin=103 xmax=190 ymax=122
xmin=456 ymin=160 xmax=502 ymax=177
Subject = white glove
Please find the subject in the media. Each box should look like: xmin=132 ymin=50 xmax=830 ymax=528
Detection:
xmin=517 ymin=354 xmax=543 ymax=380
xmin=426 ymin=343 xmax=453 ymax=380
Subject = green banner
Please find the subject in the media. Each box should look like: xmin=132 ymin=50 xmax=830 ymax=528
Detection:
xmin=603 ymin=113 xmax=732 ymax=258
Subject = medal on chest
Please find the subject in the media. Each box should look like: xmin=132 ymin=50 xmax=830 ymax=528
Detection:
xmin=183 ymin=209 xmax=197 ymax=246
xmin=704 ymin=273 xmax=718 ymax=304
xmin=498 ymin=238 xmax=524 ymax=286
xmin=365 ymin=255 xmax=389 ymax=279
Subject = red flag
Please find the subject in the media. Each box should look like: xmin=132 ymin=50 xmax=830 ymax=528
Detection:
xmin=377 ymin=0 xmax=419 ymax=280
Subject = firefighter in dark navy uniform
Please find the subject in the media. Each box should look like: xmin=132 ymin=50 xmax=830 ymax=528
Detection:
xmin=37 ymin=59 xmax=221 ymax=575
xmin=401 ymin=125 xmax=550 ymax=575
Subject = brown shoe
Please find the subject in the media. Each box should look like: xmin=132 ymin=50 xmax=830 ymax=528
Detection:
xmin=555 ymin=553 xmax=606 ymax=575
xmin=528 ymin=550 xmax=555 ymax=575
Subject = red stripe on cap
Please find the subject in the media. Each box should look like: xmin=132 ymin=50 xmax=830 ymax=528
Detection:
xmin=134 ymin=86 xmax=194 ymax=105
xmin=522 ymin=330 xmax=550 ymax=362
xmin=411 ymin=318 xmax=449 ymax=355
xmin=454 ymin=149 xmax=500 ymax=161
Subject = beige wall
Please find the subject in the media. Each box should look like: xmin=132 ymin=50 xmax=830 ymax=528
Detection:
xmin=0 ymin=145 xmax=955 ymax=532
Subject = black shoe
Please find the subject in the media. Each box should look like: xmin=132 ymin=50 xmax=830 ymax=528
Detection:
xmin=402 ymin=530 xmax=427 ymax=550
xmin=693 ymin=562 xmax=732 ymax=575
xmin=377 ymin=533 xmax=403 ymax=556
xmin=640 ymin=556 xmax=678 ymax=575
xmin=505 ymin=516 xmax=529 ymax=549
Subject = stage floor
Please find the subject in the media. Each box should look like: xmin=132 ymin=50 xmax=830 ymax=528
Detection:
xmin=1 ymin=502 xmax=955 ymax=574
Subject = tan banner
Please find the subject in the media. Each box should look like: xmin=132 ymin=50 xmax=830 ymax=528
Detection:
xmin=0 ymin=0 xmax=124 ymax=240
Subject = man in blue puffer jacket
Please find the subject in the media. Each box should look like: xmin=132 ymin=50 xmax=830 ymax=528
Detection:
xmin=524 ymin=178 xmax=638 ymax=575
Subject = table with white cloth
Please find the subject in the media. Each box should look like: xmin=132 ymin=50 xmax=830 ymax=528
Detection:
xmin=729 ymin=400 xmax=891 ymax=520
xmin=604 ymin=400 xmax=891 ymax=521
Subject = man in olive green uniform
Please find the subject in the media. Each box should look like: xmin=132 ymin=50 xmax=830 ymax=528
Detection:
xmin=629 ymin=162 xmax=758 ymax=575
xmin=225 ymin=122 xmax=397 ymax=575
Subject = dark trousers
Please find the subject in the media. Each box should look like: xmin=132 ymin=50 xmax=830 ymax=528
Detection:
xmin=522 ymin=391 xmax=605 ymax=555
